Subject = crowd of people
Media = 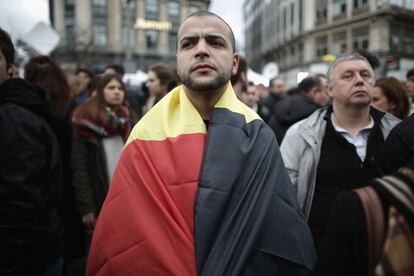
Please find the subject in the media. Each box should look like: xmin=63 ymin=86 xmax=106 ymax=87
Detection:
xmin=1 ymin=10 xmax=414 ymax=276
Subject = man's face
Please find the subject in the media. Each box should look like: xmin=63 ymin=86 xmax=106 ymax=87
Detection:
xmin=311 ymin=86 xmax=330 ymax=107
xmin=327 ymin=60 xmax=374 ymax=108
xmin=269 ymin=79 xmax=285 ymax=95
xmin=242 ymin=85 xmax=257 ymax=108
xmin=176 ymin=15 xmax=239 ymax=92
xmin=0 ymin=50 xmax=8 ymax=82
xmin=407 ymin=74 xmax=414 ymax=98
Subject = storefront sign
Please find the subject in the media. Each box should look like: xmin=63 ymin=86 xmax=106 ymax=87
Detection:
xmin=134 ymin=18 xmax=172 ymax=31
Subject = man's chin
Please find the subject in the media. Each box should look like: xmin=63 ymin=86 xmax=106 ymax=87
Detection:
xmin=350 ymin=99 xmax=371 ymax=108
xmin=183 ymin=77 xmax=228 ymax=92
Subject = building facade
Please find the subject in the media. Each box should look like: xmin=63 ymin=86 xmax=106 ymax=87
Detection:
xmin=50 ymin=0 xmax=210 ymax=73
xmin=244 ymin=0 xmax=414 ymax=86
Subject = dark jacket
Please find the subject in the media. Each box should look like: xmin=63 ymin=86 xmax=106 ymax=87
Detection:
xmin=0 ymin=78 xmax=63 ymax=275
xmin=71 ymin=131 xmax=110 ymax=216
xmin=259 ymin=93 xmax=285 ymax=123
xmin=269 ymin=94 xmax=320 ymax=144
xmin=314 ymin=169 xmax=414 ymax=276
xmin=315 ymin=114 xmax=414 ymax=276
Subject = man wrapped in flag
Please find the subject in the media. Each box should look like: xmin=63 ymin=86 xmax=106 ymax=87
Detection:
xmin=87 ymin=11 xmax=317 ymax=276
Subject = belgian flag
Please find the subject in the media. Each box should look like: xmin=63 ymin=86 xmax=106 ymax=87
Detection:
xmin=87 ymin=83 xmax=317 ymax=276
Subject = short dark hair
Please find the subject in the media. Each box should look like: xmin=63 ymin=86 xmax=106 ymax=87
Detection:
xmin=269 ymin=77 xmax=283 ymax=88
xmin=407 ymin=68 xmax=414 ymax=79
xmin=231 ymin=56 xmax=247 ymax=85
xmin=76 ymin=68 xmax=94 ymax=79
xmin=180 ymin=11 xmax=236 ymax=53
xmin=149 ymin=63 xmax=179 ymax=92
xmin=298 ymin=76 xmax=322 ymax=94
xmin=0 ymin=28 xmax=15 ymax=69
xmin=105 ymin=64 xmax=125 ymax=77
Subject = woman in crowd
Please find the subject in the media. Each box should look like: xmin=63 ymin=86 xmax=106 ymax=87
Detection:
xmin=143 ymin=63 xmax=179 ymax=114
xmin=371 ymin=77 xmax=409 ymax=120
xmin=71 ymin=74 xmax=131 ymax=235
xmin=70 ymin=68 xmax=95 ymax=111
xmin=24 ymin=56 xmax=87 ymax=270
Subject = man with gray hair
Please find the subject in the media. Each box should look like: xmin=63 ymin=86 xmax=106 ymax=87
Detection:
xmin=280 ymin=53 xmax=400 ymax=250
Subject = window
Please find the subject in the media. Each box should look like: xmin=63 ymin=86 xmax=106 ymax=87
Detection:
xmin=352 ymin=26 xmax=369 ymax=50
xmin=65 ymin=0 xmax=75 ymax=15
xmin=93 ymin=25 xmax=107 ymax=47
xmin=146 ymin=30 xmax=159 ymax=52
xmin=353 ymin=0 xmax=369 ymax=9
xmin=92 ymin=0 xmax=107 ymax=47
xmin=390 ymin=25 xmax=401 ymax=51
xmin=332 ymin=32 xmax=347 ymax=55
xmin=403 ymin=29 xmax=414 ymax=54
xmin=316 ymin=36 xmax=328 ymax=57
xmin=92 ymin=0 xmax=106 ymax=17
xmin=169 ymin=32 xmax=177 ymax=54
xmin=65 ymin=24 xmax=74 ymax=47
xmin=291 ymin=3 xmax=295 ymax=25
xmin=189 ymin=5 xmax=200 ymax=15
xmin=333 ymin=0 xmax=347 ymax=17
xmin=122 ymin=0 xmax=136 ymax=49
xmin=64 ymin=0 xmax=75 ymax=46
xmin=298 ymin=42 xmax=304 ymax=63
xmin=146 ymin=0 xmax=159 ymax=20
xmin=316 ymin=0 xmax=328 ymax=25
xmin=168 ymin=1 xmax=180 ymax=25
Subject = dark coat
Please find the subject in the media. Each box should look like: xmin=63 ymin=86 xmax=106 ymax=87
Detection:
xmin=314 ymin=171 xmax=414 ymax=276
xmin=0 ymin=78 xmax=64 ymax=275
xmin=71 ymin=132 xmax=110 ymax=216
xmin=268 ymin=94 xmax=320 ymax=144
xmin=316 ymin=114 xmax=414 ymax=276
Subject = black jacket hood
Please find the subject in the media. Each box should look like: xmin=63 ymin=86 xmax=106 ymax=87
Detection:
xmin=0 ymin=78 xmax=54 ymax=121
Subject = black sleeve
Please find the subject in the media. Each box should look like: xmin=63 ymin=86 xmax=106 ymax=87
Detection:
xmin=0 ymin=109 xmax=49 ymax=223
xmin=71 ymin=131 xmax=96 ymax=215
xmin=314 ymin=191 xmax=368 ymax=276
xmin=375 ymin=118 xmax=414 ymax=175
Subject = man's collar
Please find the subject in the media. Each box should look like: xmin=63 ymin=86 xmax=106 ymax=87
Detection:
xmin=330 ymin=112 xmax=374 ymax=134
xmin=324 ymin=105 xmax=385 ymax=124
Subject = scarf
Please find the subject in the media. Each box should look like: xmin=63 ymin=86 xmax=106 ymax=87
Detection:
xmin=73 ymin=106 xmax=131 ymax=141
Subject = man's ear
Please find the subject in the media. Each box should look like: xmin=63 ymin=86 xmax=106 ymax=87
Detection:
xmin=308 ymin=87 xmax=318 ymax=101
xmin=232 ymin=53 xmax=240 ymax=76
xmin=326 ymin=83 xmax=334 ymax=98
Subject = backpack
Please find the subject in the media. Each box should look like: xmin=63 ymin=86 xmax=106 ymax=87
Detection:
xmin=354 ymin=167 xmax=414 ymax=276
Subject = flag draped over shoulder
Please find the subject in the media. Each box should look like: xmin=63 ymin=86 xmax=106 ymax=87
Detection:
xmin=87 ymin=83 xmax=317 ymax=276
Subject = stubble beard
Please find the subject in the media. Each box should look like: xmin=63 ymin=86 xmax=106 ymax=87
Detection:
xmin=179 ymin=72 xmax=230 ymax=93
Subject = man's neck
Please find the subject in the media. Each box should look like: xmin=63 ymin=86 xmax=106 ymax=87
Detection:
xmin=232 ymin=82 xmax=243 ymax=99
xmin=331 ymin=103 xmax=371 ymax=136
xmin=183 ymin=84 xmax=227 ymax=120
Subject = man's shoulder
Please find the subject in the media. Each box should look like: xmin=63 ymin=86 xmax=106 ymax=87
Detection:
xmin=0 ymin=102 xmax=43 ymax=123
xmin=287 ymin=108 xmax=327 ymax=133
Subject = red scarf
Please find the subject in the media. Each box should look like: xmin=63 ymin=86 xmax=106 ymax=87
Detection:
xmin=73 ymin=106 xmax=131 ymax=141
